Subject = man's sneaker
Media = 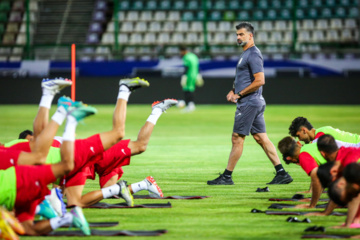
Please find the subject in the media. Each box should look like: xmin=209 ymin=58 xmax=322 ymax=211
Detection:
xmin=70 ymin=206 xmax=91 ymax=236
xmin=67 ymin=103 xmax=97 ymax=122
xmin=152 ymin=99 xmax=178 ymax=112
xmin=119 ymin=77 xmax=149 ymax=91
xmin=46 ymin=188 xmax=66 ymax=217
xmin=57 ymin=96 xmax=82 ymax=111
xmin=267 ymin=172 xmax=293 ymax=184
xmin=35 ymin=199 xmax=58 ymax=219
xmin=207 ymin=174 xmax=234 ymax=185
xmin=145 ymin=176 xmax=164 ymax=198
xmin=0 ymin=218 xmax=18 ymax=240
xmin=116 ymin=180 xmax=134 ymax=206
xmin=0 ymin=207 xmax=24 ymax=235
xmin=42 ymin=78 xmax=72 ymax=95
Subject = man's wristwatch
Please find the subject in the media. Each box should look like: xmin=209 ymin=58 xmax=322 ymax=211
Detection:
xmin=237 ymin=93 xmax=243 ymax=98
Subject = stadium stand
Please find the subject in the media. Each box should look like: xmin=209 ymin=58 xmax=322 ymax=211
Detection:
xmin=0 ymin=0 xmax=359 ymax=61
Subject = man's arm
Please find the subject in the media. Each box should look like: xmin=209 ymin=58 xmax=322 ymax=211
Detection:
xmin=230 ymin=72 xmax=265 ymax=103
xmin=295 ymin=167 xmax=323 ymax=209
xmin=305 ymin=200 xmax=337 ymax=216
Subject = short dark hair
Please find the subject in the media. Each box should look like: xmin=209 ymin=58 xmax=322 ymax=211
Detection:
xmin=328 ymin=178 xmax=347 ymax=206
xmin=278 ymin=136 xmax=298 ymax=164
xmin=289 ymin=117 xmax=314 ymax=137
xmin=317 ymin=161 xmax=335 ymax=188
xmin=235 ymin=22 xmax=255 ymax=35
xmin=179 ymin=45 xmax=187 ymax=51
xmin=317 ymin=134 xmax=338 ymax=155
xmin=18 ymin=129 xmax=33 ymax=139
xmin=344 ymin=163 xmax=360 ymax=184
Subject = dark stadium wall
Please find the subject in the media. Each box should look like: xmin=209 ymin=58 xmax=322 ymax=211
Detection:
xmin=1 ymin=76 xmax=360 ymax=104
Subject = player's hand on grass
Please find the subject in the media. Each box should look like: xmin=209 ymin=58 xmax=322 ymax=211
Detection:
xmin=304 ymin=211 xmax=327 ymax=216
xmin=297 ymin=190 xmax=312 ymax=194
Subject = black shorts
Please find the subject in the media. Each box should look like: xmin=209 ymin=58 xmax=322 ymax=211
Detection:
xmin=233 ymin=102 xmax=266 ymax=136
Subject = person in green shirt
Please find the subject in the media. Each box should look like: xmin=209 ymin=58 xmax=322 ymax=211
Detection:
xmin=289 ymin=117 xmax=360 ymax=144
xmin=179 ymin=45 xmax=199 ymax=112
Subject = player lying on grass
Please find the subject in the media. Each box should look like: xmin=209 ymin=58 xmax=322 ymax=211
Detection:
xmin=0 ymin=96 xmax=97 ymax=236
xmin=5 ymin=77 xmax=151 ymax=208
xmin=316 ymin=134 xmax=360 ymax=223
xmin=289 ymin=117 xmax=360 ymax=144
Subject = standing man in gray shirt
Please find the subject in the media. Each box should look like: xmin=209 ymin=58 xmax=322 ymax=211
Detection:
xmin=207 ymin=22 xmax=293 ymax=185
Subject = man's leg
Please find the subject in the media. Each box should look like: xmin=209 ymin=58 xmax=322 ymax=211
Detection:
xmin=207 ymin=133 xmax=245 ymax=185
xmin=253 ymin=133 xmax=293 ymax=184
xmin=99 ymin=78 xmax=149 ymax=151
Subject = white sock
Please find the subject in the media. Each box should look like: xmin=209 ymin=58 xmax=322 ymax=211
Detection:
xmin=146 ymin=107 xmax=162 ymax=125
xmin=118 ymin=85 xmax=131 ymax=101
xmin=62 ymin=115 xmax=77 ymax=141
xmin=39 ymin=94 xmax=55 ymax=109
xmin=101 ymin=184 xmax=121 ymax=199
xmin=51 ymin=106 xmax=67 ymax=125
xmin=131 ymin=180 xmax=148 ymax=194
xmin=49 ymin=212 xmax=73 ymax=230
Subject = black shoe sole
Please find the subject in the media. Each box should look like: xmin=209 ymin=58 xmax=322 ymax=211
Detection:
xmin=207 ymin=181 xmax=234 ymax=185
xmin=267 ymin=178 xmax=293 ymax=185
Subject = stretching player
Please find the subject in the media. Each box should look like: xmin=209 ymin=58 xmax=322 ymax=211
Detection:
xmin=289 ymin=117 xmax=360 ymax=144
xmin=65 ymin=98 xmax=178 ymax=207
xmin=0 ymin=97 xmax=97 ymax=236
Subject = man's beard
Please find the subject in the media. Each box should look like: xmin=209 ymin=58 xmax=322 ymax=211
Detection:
xmin=238 ymin=41 xmax=247 ymax=47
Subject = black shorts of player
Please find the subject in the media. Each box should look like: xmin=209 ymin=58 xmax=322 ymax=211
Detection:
xmin=233 ymin=102 xmax=266 ymax=136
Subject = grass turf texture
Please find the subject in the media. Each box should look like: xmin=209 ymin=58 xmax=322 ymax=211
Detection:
xmin=1 ymin=104 xmax=360 ymax=240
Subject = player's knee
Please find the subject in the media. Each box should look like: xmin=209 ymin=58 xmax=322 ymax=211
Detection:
xmin=253 ymin=135 xmax=263 ymax=145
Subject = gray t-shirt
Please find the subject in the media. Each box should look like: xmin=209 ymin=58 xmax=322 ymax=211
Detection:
xmin=234 ymin=46 xmax=265 ymax=105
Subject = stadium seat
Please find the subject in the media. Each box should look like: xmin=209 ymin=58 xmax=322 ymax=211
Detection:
xmin=243 ymin=0 xmax=253 ymax=9
xmin=270 ymin=31 xmax=282 ymax=43
xmin=213 ymin=32 xmax=226 ymax=44
xmin=12 ymin=47 xmax=23 ymax=55
xmin=280 ymin=9 xmax=291 ymax=19
xmin=312 ymin=31 xmax=325 ymax=42
xmin=167 ymin=11 xmax=180 ymax=21
xmin=149 ymin=22 xmax=161 ymax=32
xmin=327 ymin=30 xmax=338 ymax=42
xmin=315 ymin=19 xmax=328 ymax=29
xmin=119 ymin=0 xmax=130 ymax=10
xmin=86 ymin=33 xmax=99 ymax=44
xmin=6 ymin=22 xmax=18 ymax=33
xmin=185 ymin=32 xmax=199 ymax=44
xmin=121 ymin=22 xmax=133 ymax=32
xmin=132 ymin=1 xmax=144 ymax=10
xmin=238 ymin=11 xmax=250 ymax=21
xmin=140 ymin=11 xmax=152 ymax=21
xmin=229 ymin=0 xmax=239 ymax=9
xmin=2 ymin=33 xmax=15 ymax=44
xmin=258 ymin=0 xmax=268 ymax=9
xmin=298 ymin=0 xmax=308 ymax=7
xmin=190 ymin=21 xmax=203 ymax=32
xmin=183 ymin=11 xmax=194 ymax=21
xmin=29 ymin=1 xmax=38 ymax=11
xmin=312 ymin=0 xmax=322 ymax=7
xmin=158 ymin=32 xmax=170 ymax=44
xmin=295 ymin=9 xmax=305 ymax=19
xmin=275 ymin=21 xmax=288 ymax=31
xmin=106 ymin=22 xmax=114 ymax=32
xmin=188 ymin=0 xmax=198 ymax=9
xmin=127 ymin=11 xmax=139 ymax=21
xmin=218 ymin=21 xmax=231 ymax=32
xmin=155 ymin=11 xmax=166 ymax=21
xmin=336 ymin=7 xmax=347 ymax=17
xmin=196 ymin=11 xmax=205 ymax=20
xmin=345 ymin=18 xmax=356 ymax=28
xmin=118 ymin=33 xmax=129 ymax=44
xmin=135 ymin=22 xmax=147 ymax=32
xmin=22 ymin=12 xmax=37 ymax=22
xmin=341 ymin=29 xmax=353 ymax=41
xmin=163 ymin=22 xmax=175 ymax=32
xmin=160 ymin=0 xmax=171 ymax=9
xmin=101 ymin=32 xmax=114 ymax=44
xmin=298 ymin=31 xmax=311 ymax=42
xmin=325 ymin=0 xmax=336 ymax=6
xmin=16 ymin=33 xmax=26 ymax=44
xmin=283 ymin=31 xmax=293 ymax=43
xmin=261 ymin=21 xmax=273 ymax=31
xmin=174 ymin=1 xmax=185 ymax=10
xmin=210 ymin=11 xmax=222 ymax=21
xmin=267 ymin=9 xmax=277 ymax=20
xmin=349 ymin=7 xmax=359 ymax=17
xmin=146 ymin=1 xmax=157 ymax=9
xmin=308 ymin=8 xmax=318 ymax=18
xmin=171 ymin=32 xmax=184 ymax=44
xmin=114 ymin=11 xmax=125 ymax=21
xmin=93 ymin=11 xmax=106 ymax=22
xmin=321 ymin=8 xmax=333 ymax=18
xmin=144 ymin=32 xmax=156 ymax=43
xmin=9 ymin=12 xmax=22 ymax=22
xmin=96 ymin=46 xmax=110 ymax=54
xmin=177 ymin=22 xmax=189 ymax=32
xmin=256 ymin=32 xmax=268 ymax=43
xmin=214 ymin=1 xmax=226 ymax=9
xmin=129 ymin=33 xmax=142 ymax=44
xmin=224 ymin=11 xmax=235 ymax=21
xmin=12 ymin=0 xmax=24 ymax=11
xmin=89 ymin=22 xmax=102 ymax=33
xmin=207 ymin=21 xmax=217 ymax=32
xmin=330 ymin=19 xmax=342 ymax=29
xmin=253 ymin=10 xmax=264 ymax=20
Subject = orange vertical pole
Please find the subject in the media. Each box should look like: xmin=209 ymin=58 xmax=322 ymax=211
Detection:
xmin=71 ymin=44 xmax=76 ymax=101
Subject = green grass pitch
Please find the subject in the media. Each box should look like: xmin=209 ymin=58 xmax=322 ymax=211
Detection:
xmin=1 ymin=104 xmax=360 ymax=240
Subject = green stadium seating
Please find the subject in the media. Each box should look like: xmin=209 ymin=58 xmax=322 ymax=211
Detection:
xmin=210 ymin=11 xmax=222 ymax=21
xmin=336 ymin=7 xmax=347 ymax=17
xmin=308 ymin=8 xmax=318 ymax=18
xmin=229 ymin=0 xmax=239 ymax=9
xmin=321 ymin=8 xmax=333 ymax=18
xmin=238 ymin=11 xmax=250 ymax=20
xmin=197 ymin=11 xmax=205 ymax=20
xmin=296 ymin=9 xmax=305 ymax=19
xmin=133 ymin=1 xmax=143 ymax=10
xmin=118 ymin=0 xmax=130 ymax=10
xmin=272 ymin=0 xmax=282 ymax=8
xmin=339 ymin=0 xmax=350 ymax=6
xmin=0 ymin=1 xmax=11 ymax=12
xmin=160 ymin=0 xmax=171 ymax=9
xmin=253 ymin=10 xmax=264 ymax=20
xmin=298 ymin=0 xmax=308 ymax=7
xmin=325 ymin=0 xmax=336 ymax=6
xmin=146 ymin=1 xmax=157 ymax=9
xmin=267 ymin=9 xmax=277 ymax=20
xmin=349 ymin=7 xmax=359 ymax=17
xmin=312 ymin=0 xmax=322 ymax=7
xmin=280 ymin=9 xmax=291 ymax=19
xmin=174 ymin=1 xmax=185 ymax=10
xmin=183 ymin=11 xmax=194 ymax=21
xmin=243 ymin=1 xmax=253 ymax=9
xmin=223 ymin=11 xmax=235 ymax=21
xmin=214 ymin=1 xmax=226 ymax=9
xmin=258 ymin=0 xmax=268 ymax=9
xmin=284 ymin=0 xmax=294 ymax=8
xmin=188 ymin=0 xmax=198 ymax=9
